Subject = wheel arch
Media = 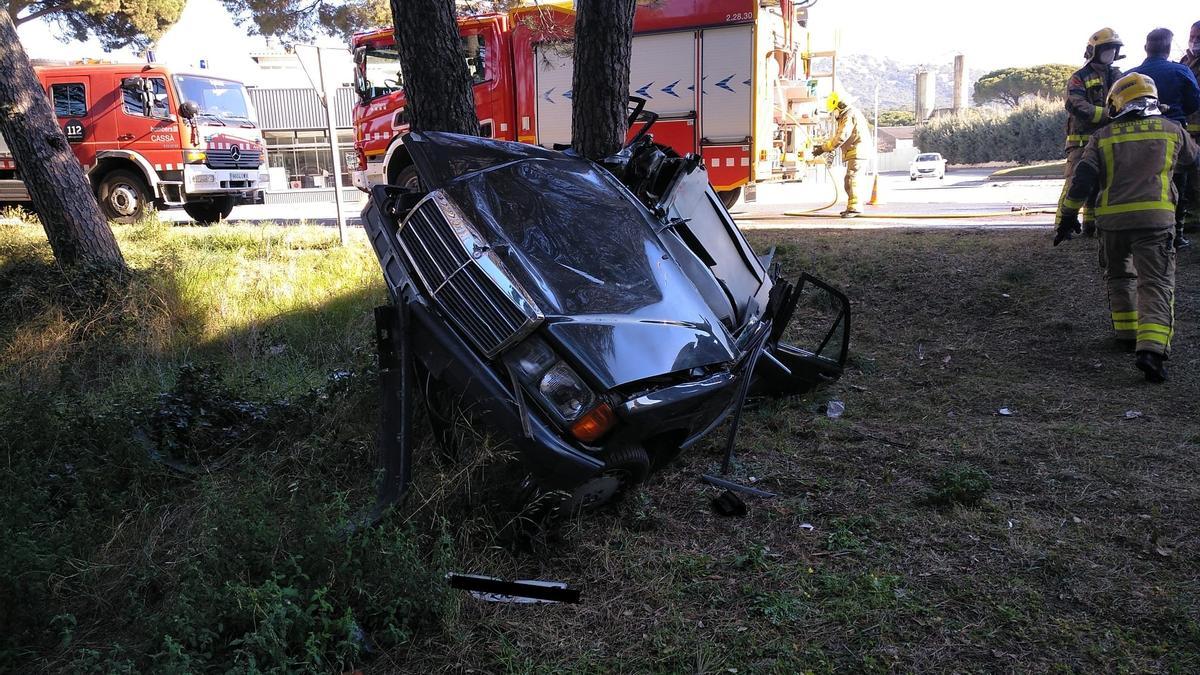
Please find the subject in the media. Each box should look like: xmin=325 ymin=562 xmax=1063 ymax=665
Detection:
xmin=381 ymin=139 xmax=412 ymax=185
xmin=89 ymin=151 xmax=158 ymax=193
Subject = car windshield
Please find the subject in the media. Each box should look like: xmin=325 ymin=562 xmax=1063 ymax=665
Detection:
xmin=173 ymin=75 xmax=256 ymax=123
xmin=916 ymin=154 xmax=941 ymax=162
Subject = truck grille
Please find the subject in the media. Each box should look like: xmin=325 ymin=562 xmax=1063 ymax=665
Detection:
xmin=398 ymin=191 xmax=542 ymax=357
xmin=206 ymin=147 xmax=262 ymax=170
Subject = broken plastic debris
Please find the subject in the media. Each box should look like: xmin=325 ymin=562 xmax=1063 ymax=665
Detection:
xmin=1001 ymin=293 xmax=1011 ymax=298
xmin=998 ymin=408 xmax=1013 ymax=416
xmin=1123 ymin=410 xmax=1143 ymax=419
xmin=799 ymin=523 xmax=815 ymax=531
xmin=447 ymin=573 xmax=581 ymax=604
xmin=826 ymin=400 xmax=845 ymax=419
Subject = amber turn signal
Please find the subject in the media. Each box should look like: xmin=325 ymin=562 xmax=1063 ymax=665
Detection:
xmin=570 ymin=402 xmax=616 ymax=443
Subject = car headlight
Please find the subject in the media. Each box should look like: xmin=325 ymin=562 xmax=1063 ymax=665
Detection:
xmin=504 ymin=336 xmax=614 ymax=442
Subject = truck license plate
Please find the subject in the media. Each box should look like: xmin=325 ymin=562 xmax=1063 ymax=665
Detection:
xmin=230 ymin=172 xmax=248 ymax=180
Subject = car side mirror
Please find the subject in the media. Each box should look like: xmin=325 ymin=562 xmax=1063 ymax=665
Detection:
xmin=178 ymin=101 xmax=199 ymax=120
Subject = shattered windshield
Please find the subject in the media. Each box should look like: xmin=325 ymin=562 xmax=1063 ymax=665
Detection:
xmin=172 ymin=75 xmax=256 ymax=124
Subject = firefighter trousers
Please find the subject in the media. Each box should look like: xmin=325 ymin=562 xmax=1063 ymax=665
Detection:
xmin=1098 ymin=227 xmax=1176 ymax=356
xmin=844 ymin=158 xmax=862 ymax=211
xmin=1059 ymin=146 xmax=1096 ymax=225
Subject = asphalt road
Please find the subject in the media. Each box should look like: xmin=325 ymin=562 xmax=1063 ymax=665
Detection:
xmin=159 ymin=167 xmax=1065 ymax=231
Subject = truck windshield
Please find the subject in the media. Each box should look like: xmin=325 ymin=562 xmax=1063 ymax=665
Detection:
xmin=357 ymin=47 xmax=404 ymax=100
xmin=173 ymin=75 xmax=256 ymax=124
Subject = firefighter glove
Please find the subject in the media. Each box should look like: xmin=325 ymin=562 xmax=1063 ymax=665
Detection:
xmin=813 ymin=145 xmax=826 ymax=157
xmin=1054 ymin=210 xmax=1082 ymax=246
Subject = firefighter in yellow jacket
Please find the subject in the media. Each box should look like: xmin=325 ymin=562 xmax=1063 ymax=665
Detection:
xmin=1057 ymin=28 xmax=1124 ymax=236
xmin=814 ymin=92 xmax=873 ymax=218
xmin=1055 ymin=73 xmax=1200 ymax=383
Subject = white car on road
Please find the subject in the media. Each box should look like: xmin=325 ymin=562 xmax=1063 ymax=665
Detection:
xmin=910 ymin=152 xmax=946 ymax=181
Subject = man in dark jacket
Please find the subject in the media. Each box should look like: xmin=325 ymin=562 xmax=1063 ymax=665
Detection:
xmin=1057 ymin=28 xmax=1124 ymax=236
xmin=1128 ymin=27 xmax=1200 ymax=248
xmin=1178 ymin=21 xmax=1200 ymax=240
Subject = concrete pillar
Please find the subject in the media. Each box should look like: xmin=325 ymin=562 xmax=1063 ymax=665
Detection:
xmin=915 ymin=69 xmax=935 ymax=120
xmin=953 ymin=54 xmax=967 ymax=111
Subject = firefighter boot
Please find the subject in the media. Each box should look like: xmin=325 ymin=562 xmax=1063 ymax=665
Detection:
xmin=840 ymin=209 xmax=861 ymax=218
xmin=1135 ymin=350 xmax=1168 ymax=383
xmin=1175 ymin=224 xmax=1191 ymax=250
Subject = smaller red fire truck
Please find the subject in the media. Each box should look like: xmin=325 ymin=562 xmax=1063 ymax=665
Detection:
xmin=0 ymin=63 xmax=268 ymax=224
xmin=350 ymin=0 xmax=835 ymax=207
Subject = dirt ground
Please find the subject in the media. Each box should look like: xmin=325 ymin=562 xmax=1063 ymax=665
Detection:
xmin=389 ymin=228 xmax=1200 ymax=673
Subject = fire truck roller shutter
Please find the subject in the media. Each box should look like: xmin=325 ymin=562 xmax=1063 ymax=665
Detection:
xmin=699 ymin=25 xmax=753 ymax=143
xmin=535 ymin=31 xmax=697 ymax=150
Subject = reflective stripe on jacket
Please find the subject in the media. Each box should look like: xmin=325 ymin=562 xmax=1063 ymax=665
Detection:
xmin=1064 ymin=64 xmax=1120 ymax=148
xmin=1063 ymin=116 xmax=1200 ymax=230
xmin=823 ymin=105 xmax=873 ymax=160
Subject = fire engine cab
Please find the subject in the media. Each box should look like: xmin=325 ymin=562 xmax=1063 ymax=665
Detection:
xmin=0 ymin=63 xmax=268 ymax=224
xmin=350 ymin=0 xmax=835 ymax=207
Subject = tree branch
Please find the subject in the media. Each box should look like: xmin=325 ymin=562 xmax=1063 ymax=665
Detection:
xmin=14 ymin=2 xmax=69 ymax=26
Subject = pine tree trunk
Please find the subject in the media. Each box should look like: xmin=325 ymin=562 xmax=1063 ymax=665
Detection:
xmin=389 ymin=0 xmax=480 ymax=135
xmin=571 ymin=0 xmax=636 ymax=160
xmin=0 ymin=11 xmax=125 ymax=269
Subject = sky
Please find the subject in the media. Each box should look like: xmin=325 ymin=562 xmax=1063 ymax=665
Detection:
xmin=14 ymin=0 xmax=1200 ymax=81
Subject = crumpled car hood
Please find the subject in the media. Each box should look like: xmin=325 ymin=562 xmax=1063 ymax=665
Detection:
xmin=407 ymin=132 xmax=738 ymax=389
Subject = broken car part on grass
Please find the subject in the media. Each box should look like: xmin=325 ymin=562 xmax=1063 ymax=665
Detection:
xmin=361 ymin=104 xmax=850 ymax=516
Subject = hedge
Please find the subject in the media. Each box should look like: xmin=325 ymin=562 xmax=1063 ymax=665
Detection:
xmin=914 ymin=98 xmax=1068 ymax=164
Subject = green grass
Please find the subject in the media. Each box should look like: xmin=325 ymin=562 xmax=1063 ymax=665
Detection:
xmin=3 ymin=218 xmax=1200 ymax=672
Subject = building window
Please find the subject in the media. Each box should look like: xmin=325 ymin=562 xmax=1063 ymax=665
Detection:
xmin=264 ymin=128 xmax=357 ymax=188
xmin=50 ymin=83 xmax=87 ymax=117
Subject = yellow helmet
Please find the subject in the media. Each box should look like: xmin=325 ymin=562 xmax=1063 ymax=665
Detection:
xmin=1107 ymin=72 xmax=1158 ymax=117
xmin=1084 ymin=27 xmax=1123 ymax=61
xmin=825 ymin=91 xmax=841 ymax=112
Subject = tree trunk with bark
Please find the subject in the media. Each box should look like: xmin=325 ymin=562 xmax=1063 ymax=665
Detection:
xmin=571 ymin=0 xmax=636 ymax=160
xmin=0 ymin=11 xmax=125 ymax=269
xmin=389 ymin=0 xmax=479 ymax=135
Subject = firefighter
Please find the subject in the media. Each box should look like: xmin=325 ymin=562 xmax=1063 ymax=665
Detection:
xmin=1178 ymin=20 xmax=1200 ymax=244
xmin=813 ymin=92 xmax=872 ymax=218
xmin=1057 ymin=27 xmax=1124 ymax=237
xmin=1054 ymin=73 xmax=1200 ymax=383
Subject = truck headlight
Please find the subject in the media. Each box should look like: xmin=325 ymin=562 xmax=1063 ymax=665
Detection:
xmin=504 ymin=337 xmax=612 ymax=441
xmin=183 ymin=149 xmax=206 ymax=164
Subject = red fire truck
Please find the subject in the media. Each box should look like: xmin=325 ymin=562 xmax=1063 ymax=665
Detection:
xmin=0 ymin=63 xmax=268 ymax=224
xmin=350 ymin=0 xmax=834 ymax=207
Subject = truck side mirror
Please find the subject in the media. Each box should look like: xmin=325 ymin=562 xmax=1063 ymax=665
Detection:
xmin=179 ymin=101 xmax=199 ymax=120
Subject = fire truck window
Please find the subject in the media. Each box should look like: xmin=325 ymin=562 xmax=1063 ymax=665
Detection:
xmin=50 ymin=83 xmax=87 ymax=117
xmin=362 ymin=48 xmax=403 ymax=99
xmin=463 ymin=34 xmax=488 ymax=84
xmin=123 ymin=77 xmax=169 ymax=118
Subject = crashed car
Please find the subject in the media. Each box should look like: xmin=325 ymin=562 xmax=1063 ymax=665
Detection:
xmin=362 ymin=113 xmax=849 ymax=511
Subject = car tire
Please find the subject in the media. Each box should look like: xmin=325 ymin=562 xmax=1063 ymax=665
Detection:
xmin=562 ymin=443 xmax=651 ymax=514
xmin=182 ymin=196 xmax=235 ymax=225
xmin=96 ymin=169 xmax=152 ymax=224
xmin=392 ymin=163 xmax=420 ymax=191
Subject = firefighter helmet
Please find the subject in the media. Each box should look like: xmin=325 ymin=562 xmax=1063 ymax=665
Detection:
xmin=1107 ymin=73 xmax=1159 ymax=118
xmin=1084 ymin=27 xmax=1123 ymax=61
xmin=825 ymin=91 xmax=842 ymax=112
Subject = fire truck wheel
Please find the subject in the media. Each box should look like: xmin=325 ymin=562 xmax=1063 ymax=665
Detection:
xmin=183 ymin=197 xmax=235 ymax=225
xmin=97 ymin=170 xmax=151 ymax=224
xmin=718 ymin=187 xmax=742 ymax=210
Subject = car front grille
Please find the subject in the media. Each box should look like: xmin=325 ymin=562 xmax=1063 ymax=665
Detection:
xmin=206 ymin=147 xmax=262 ymax=170
xmin=398 ymin=191 xmax=543 ymax=357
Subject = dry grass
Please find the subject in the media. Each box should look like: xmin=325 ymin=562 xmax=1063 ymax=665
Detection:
xmin=3 ymin=222 xmax=1198 ymax=672
xmin=390 ymin=228 xmax=1200 ymax=673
